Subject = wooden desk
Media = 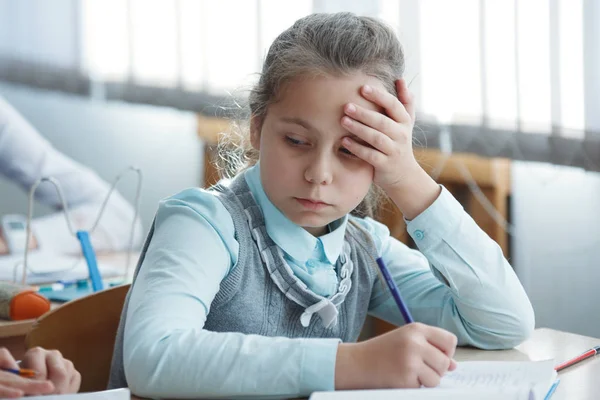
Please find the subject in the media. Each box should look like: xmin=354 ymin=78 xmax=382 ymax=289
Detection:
xmin=0 ymin=252 xmax=135 ymax=359
xmin=129 ymin=328 xmax=598 ymax=400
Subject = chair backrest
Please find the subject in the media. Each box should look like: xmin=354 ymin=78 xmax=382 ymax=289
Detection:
xmin=25 ymin=284 xmax=131 ymax=392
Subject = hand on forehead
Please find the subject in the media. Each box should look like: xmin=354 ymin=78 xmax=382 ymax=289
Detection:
xmin=271 ymin=73 xmax=388 ymax=130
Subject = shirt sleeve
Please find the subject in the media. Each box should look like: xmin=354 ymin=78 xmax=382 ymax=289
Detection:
xmin=0 ymin=96 xmax=142 ymax=253
xmin=123 ymin=188 xmax=340 ymax=399
xmin=366 ymin=186 xmax=535 ymax=350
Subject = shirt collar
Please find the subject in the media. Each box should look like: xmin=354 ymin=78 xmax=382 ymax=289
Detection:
xmin=244 ymin=163 xmax=347 ymax=264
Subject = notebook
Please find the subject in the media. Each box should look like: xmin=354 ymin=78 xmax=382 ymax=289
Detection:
xmin=25 ymin=388 xmax=130 ymax=400
xmin=310 ymin=360 xmax=558 ymax=400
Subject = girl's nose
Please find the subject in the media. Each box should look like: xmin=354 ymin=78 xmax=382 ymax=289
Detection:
xmin=304 ymin=156 xmax=333 ymax=185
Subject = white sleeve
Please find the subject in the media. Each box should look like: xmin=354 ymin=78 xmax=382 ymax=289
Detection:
xmin=0 ymin=96 xmax=142 ymax=252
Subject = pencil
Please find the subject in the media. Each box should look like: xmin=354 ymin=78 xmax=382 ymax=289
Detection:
xmin=555 ymin=345 xmax=600 ymax=372
xmin=1 ymin=367 xmax=37 ymax=378
xmin=376 ymin=257 xmax=414 ymax=324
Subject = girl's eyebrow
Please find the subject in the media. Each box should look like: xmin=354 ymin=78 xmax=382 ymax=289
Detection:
xmin=280 ymin=117 xmax=317 ymax=132
xmin=340 ymin=132 xmax=363 ymax=142
xmin=279 ymin=117 xmax=364 ymax=143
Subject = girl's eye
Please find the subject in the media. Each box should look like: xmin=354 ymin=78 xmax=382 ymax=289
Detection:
xmin=285 ymin=136 xmax=306 ymax=146
xmin=340 ymin=147 xmax=356 ymax=157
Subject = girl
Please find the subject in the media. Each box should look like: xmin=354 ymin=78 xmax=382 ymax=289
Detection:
xmin=109 ymin=12 xmax=534 ymax=399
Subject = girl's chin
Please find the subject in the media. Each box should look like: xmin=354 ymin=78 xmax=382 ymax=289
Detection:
xmin=294 ymin=217 xmax=337 ymax=235
xmin=284 ymin=208 xmax=345 ymax=230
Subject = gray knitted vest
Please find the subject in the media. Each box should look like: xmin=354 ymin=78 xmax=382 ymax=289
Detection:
xmin=108 ymin=174 xmax=380 ymax=389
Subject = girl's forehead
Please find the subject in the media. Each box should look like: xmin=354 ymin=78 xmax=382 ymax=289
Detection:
xmin=273 ymin=73 xmax=387 ymax=116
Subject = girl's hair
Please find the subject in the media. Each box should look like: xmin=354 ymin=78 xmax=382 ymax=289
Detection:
xmin=217 ymin=12 xmax=405 ymax=218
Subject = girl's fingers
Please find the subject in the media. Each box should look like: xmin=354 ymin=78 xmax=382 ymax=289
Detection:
xmin=396 ymin=79 xmax=416 ymax=122
xmin=422 ymin=344 xmax=453 ymax=377
xmin=0 ymin=384 xmax=24 ymax=398
xmin=0 ymin=348 xmax=19 ymax=370
xmin=68 ymin=368 xmax=82 ymax=394
xmin=21 ymin=347 xmax=48 ymax=380
xmin=424 ymin=327 xmax=458 ymax=360
xmin=46 ymin=351 xmax=70 ymax=394
xmin=0 ymin=371 xmax=54 ymax=395
xmin=21 ymin=348 xmax=80 ymax=394
xmin=341 ymin=112 xmax=395 ymax=155
xmin=361 ymin=84 xmax=411 ymax=124
xmin=418 ymin=363 xmax=443 ymax=388
xmin=342 ymin=137 xmax=386 ymax=167
xmin=449 ymin=358 xmax=458 ymax=371
xmin=344 ymin=103 xmax=403 ymax=143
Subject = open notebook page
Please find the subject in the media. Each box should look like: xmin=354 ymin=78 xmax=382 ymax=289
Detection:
xmin=309 ymin=387 xmax=533 ymax=400
xmin=440 ymin=359 xmax=556 ymax=399
xmin=310 ymin=360 xmax=557 ymax=400
xmin=24 ymin=388 xmax=130 ymax=400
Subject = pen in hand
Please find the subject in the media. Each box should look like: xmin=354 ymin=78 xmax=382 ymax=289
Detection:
xmin=376 ymin=257 xmax=414 ymax=324
xmin=376 ymin=257 xmax=459 ymax=374
xmin=1 ymin=367 xmax=37 ymax=378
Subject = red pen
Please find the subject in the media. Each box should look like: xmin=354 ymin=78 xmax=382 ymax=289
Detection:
xmin=555 ymin=345 xmax=600 ymax=372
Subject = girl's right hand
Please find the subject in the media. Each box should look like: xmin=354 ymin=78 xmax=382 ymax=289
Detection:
xmin=335 ymin=323 xmax=458 ymax=390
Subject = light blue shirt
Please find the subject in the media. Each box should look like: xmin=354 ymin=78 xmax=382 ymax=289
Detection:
xmin=123 ymin=164 xmax=534 ymax=399
xmin=244 ymin=163 xmax=346 ymax=297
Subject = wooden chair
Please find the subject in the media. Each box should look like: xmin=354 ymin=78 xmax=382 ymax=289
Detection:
xmin=25 ymin=284 xmax=131 ymax=392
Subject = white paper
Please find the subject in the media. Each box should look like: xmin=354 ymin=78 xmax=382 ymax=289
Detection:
xmin=440 ymin=359 xmax=556 ymax=389
xmin=24 ymin=388 xmax=130 ymax=400
xmin=309 ymin=387 xmax=531 ymax=400
xmin=440 ymin=360 xmax=556 ymax=400
xmin=309 ymin=360 xmax=557 ymax=400
xmin=0 ymin=251 xmax=123 ymax=284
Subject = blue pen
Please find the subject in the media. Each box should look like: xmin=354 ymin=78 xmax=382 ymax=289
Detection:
xmin=376 ymin=257 xmax=414 ymax=324
xmin=1 ymin=367 xmax=36 ymax=377
xmin=544 ymin=379 xmax=560 ymax=400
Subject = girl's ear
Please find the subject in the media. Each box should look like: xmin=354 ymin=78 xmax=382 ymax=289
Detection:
xmin=250 ymin=116 xmax=262 ymax=150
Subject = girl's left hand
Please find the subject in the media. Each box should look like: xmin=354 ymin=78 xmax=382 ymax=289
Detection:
xmin=341 ymin=79 xmax=421 ymax=193
xmin=21 ymin=347 xmax=81 ymax=394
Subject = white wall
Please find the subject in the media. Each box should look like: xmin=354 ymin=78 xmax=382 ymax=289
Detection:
xmin=0 ymin=1 xmax=10 ymax=54
xmin=0 ymin=0 xmax=79 ymax=67
xmin=512 ymin=161 xmax=600 ymax=337
xmin=0 ymin=82 xmax=202 ymax=232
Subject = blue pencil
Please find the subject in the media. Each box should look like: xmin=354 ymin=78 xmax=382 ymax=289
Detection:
xmin=376 ymin=257 xmax=414 ymax=324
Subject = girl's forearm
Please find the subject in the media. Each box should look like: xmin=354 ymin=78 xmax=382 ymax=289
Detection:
xmin=384 ymin=166 xmax=441 ymax=220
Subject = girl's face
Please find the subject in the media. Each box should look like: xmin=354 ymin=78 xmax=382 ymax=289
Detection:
xmin=251 ymin=72 xmax=387 ymax=236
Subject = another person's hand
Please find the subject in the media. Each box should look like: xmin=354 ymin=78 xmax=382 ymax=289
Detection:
xmin=21 ymin=347 xmax=81 ymax=395
xmin=0 ymin=229 xmax=8 ymax=255
xmin=0 ymin=347 xmax=55 ymax=398
xmin=0 ymin=227 xmax=39 ymax=256
xmin=335 ymin=322 xmax=458 ymax=390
